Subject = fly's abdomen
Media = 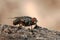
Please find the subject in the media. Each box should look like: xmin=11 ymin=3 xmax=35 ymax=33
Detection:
xmin=13 ymin=19 xmax=20 ymax=25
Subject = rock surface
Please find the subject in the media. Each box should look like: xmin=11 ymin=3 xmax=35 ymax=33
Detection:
xmin=0 ymin=24 xmax=60 ymax=40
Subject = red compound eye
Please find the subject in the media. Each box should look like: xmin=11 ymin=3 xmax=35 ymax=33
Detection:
xmin=32 ymin=18 xmax=36 ymax=22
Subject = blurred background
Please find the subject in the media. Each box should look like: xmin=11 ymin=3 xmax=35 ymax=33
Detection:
xmin=0 ymin=0 xmax=60 ymax=31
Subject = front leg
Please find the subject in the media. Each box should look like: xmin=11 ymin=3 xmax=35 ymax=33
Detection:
xmin=18 ymin=24 xmax=23 ymax=29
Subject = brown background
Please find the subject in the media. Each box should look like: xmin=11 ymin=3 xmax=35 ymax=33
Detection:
xmin=0 ymin=0 xmax=60 ymax=31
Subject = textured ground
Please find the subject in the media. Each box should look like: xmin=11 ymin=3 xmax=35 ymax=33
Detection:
xmin=0 ymin=24 xmax=60 ymax=40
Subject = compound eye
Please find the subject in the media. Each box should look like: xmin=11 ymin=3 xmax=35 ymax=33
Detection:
xmin=32 ymin=18 xmax=37 ymax=23
xmin=34 ymin=20 xmax=37 ymax=24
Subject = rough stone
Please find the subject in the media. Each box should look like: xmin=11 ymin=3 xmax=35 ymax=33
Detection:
xmin=0 ymin=24 xmax=60 ymax=40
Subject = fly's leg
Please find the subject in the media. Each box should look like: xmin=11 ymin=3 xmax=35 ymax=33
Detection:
xmin=31 ymin=25 xmax=32 ymax=30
